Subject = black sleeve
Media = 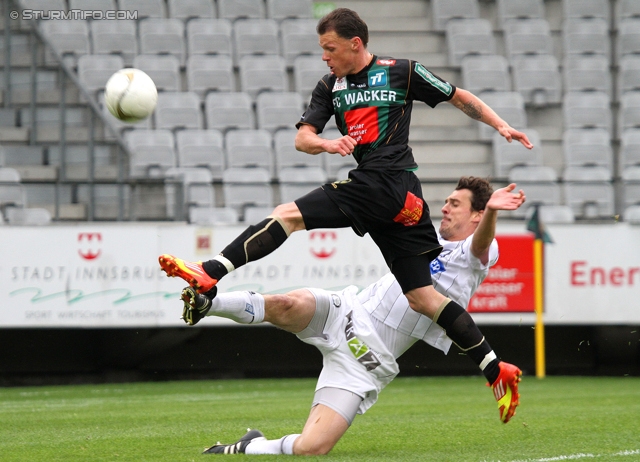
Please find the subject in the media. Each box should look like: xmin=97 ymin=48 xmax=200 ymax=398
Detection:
xmin=295 ymin=75 xmax=335 ymax=134
xmin=408 ymin=61 xmax=457 ymax=108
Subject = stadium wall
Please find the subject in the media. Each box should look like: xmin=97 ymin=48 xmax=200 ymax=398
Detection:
xmin=0 ymin=223 xmax=638 ymax=384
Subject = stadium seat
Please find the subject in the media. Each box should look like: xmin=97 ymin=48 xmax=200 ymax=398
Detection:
xmin=504 ymin=19 xmax=553 ymax=63
xmin=618 ymin=92 xmax=640 ymax=136
xmin=186 ymin=19 xmax=233 ymax=56
xmin=5 ymin=207 xmax=52 ymax=225
xmin=507 ymin=166 xmax=561 ymax=218
xmin=461 ymin=55 xmax=511 ymax=95
xmin=616 ymin=0 xmax=640 ymax=24
xmin=294 ymin=55 xmax=329 ymax=103
xmin=132 ymin=54 xmax=181 ymax=92
xmin=90 ymin=20 xmax=138 ymax=66
xmin=445 ymin=19 xmax=496 ymax=67
xmin=77 ymin=54 xmax=125 ymax=96
xmin=617 ymin=19 xmax=640 ymax=60
xmin=189 ymin=206 xmax=239 ymax=225
xmin=564 ymin=55 xmax=612 ymax=97
xmin=256 ymin=92 xmax=304 ymax=132
xmin=125 ymin=129 xmax=176 ymax=178
xmin=176 ymin=129 xmax=225 ymax=180
xmin=218 ymin=0 xmax=265 ymax=20
xmin=563 ymin=166 xmax=614 ymax=219
xmin=40 ymin=20 xmax=90 ymax=67
xmin=164 ymin=167 xmax=215 ymax=219
xmin=274 ymin=128 xmax=323 ymax=171
xmin=431 ymin=0 xmax=480 ymax=32
xmin=493 ymin=129 xmax=543 ymax=177
xmin=278 ymin=167 xmax=327 ymax=204
xmin=563 ymin=0 xmax=609 ymax=21
xmin=477 ymin=92 xmax=527 ymax=141
xmin=205 ymin=92 xmax=255 ymax=131
xmin=321 ymin=128 xmax=357 ymax=180
xmin=563 ymin=92 xmax=612 ymax=132
xmin=154 ymin=92 xmax=203 ymax=130
xmin=70 ymin=0 xmax=116 ymax=11
xmin=622 ymin=166 xmax=640 ymax=210
xmin=512 ymin=54 xmax=562 ymax=106
xmin=225 ymin=129 xmax=274 ymax=175
xmin=239 ymin=55 xmax=288 ymax=99
xmin=563 ymin=18 xmax=610 ymax=58
xmin=0 ymin=168 xmax=26 ymax=212
xmin=222 ymin=167 xmax=273 ymax=213
xmin=281 ymin=19 xmax=322 ymax=67
xmin=138 ymin=18 xmax=186 ymax=67
xmin=267 ymin=0 xmax=313 ymax=20
xmin=563 ymin=128 xmax=613 ymax=173
xmin=620 ymin=129 xmax=640 ymax=171
xmin=624 ymin=205 xmax=640 ymax=224
xmin=617 ymin=56 xmax=640 ymax=100
xmin=117 ymin=0 xmax=166 ymax=19
xmin=233 ymin=19 xmax=280 ymax=63
xmin=524 ymin=204 xmax=575 ymax=224
xmin=168 ymin=0 xmax=215 ymax=21
xmin=496 ymin=0 xmax=545 ymax=30
xmin=186 ymin=55 xmax=234 ymax=98
xmin=244 ymin=205 xmax=274 ymax=224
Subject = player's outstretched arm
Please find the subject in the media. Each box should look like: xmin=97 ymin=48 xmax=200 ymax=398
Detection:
xmin=295 ymin=124 xmax=357 ymax=157
xmin=470 ymin=184 xmax=526 ymax=264
xmin=448 ymin=88 xmax=533 ymax=149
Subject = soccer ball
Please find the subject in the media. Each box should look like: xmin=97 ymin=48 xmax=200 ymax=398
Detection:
xmin=104 ymin=68 xmax=157 ymax=123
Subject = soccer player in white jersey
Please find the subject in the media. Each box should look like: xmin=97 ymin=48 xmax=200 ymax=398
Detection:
xmin=178 ymin=177 xmax=526 ymax=455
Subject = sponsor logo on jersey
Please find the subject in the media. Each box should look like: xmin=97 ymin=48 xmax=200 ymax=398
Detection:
xmin=393 ymin=191 xmax=423 ymax=227
xmin=333 ymin=77 xmax=347 ymax=91
xmin=377 ymin=59 xmax=396 ymax=66
xmin=345 ymin=106 xmax=379 ymax=144
xmin=368 ymin=69 xmax=387 ymax=88
xmin=414 ymin=62 xmax=453 ymax=96
xmin=343 ymin=90 xmax=397 ymax=105
xmin=345 ymin=311 xmax=381 ymax=371
xmin=430 ymin=258 xmax=446 ymax=275
xmin=350 ymin=82 xmax=368 ymax=89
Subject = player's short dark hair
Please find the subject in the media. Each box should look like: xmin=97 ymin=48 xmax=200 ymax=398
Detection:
xmin=456 ymin=176 xmax=494 ymax=212
xmin=317 ymin=8 xmax=369 ymax=47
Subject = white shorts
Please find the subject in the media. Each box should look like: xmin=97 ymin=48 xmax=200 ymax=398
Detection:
xmin=296 ymin=286 xmax=400 ymax=415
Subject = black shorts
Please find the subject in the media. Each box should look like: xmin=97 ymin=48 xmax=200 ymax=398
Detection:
xmin=295 ymin=169 xmax=442 ymax=292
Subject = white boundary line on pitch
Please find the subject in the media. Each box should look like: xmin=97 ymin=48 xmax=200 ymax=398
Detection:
xmin=483 ymin=449 xmax=640 ymax=462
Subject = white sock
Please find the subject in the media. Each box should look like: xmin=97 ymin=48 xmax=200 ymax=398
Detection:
xmin=206 ymin=291 xmax=265 ymax=324
xmin=245 ymin=434 xmax=300 ymax=455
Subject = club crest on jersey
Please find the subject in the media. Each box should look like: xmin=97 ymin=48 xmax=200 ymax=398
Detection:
xmin=368 ymin=69 xmax=387 ymax=88
xmin=430 ymin=258 xmax=446 ymax=275
xmin=333 ymin=77 xmax=347 ymax=92
xmin=376 ymin=59 xmax=396 ymax=66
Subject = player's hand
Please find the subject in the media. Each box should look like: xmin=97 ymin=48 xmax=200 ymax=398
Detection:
xmin=486 ymin=183 xmax=526 ymax=211
xmin=498 ymin=126 xmax=533 ymax=149
xmin=325 ymin=135 xmax=357 ymax=157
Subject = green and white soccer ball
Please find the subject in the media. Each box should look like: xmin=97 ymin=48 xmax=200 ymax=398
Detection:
xmin=104 ymin=68 xmax=158 ymax=123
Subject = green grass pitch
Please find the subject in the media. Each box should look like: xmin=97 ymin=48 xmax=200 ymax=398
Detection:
xmin=1 ymin=376 xmax=638 ymax=461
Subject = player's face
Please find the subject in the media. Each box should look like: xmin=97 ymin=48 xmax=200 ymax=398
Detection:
xmin=319 ymin=31 xmax=361 ymax=78
xmin=439 ymin=189 xmax=482 ymax=241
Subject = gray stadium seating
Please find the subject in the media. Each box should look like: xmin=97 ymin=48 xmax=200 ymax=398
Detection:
xmin=217 ymin=0 xmax=265 ymax=20
xmin=189 ymin=207 xmax=239 ymax=225
xmin=274 ymin=128 xmax=323 ymax=171
xmin=493 ymin=129 xmax=543 ymax=177
xmin=117 ymin=0 xmax=166 ymax=19
xmin=477 ymin=91 xmax=527 ymax=141
xmin=616 ymin=0 xmax=640 ymax=24
xmin=125 ymin=129 xmax=176 ymax=178
xmin=225 ymin=129 xmax=274 ymax=175
xmin=256 ymin=92 xmax=304 ymax=132
xmin=281 ymin=19 xmax=322 ymax=67
xmin=138 ymin=18 xmax=186 ymax=67
xmin=524 ymin=204 xmax=576 ymax=224
xmin=624 ymin=205 xmax=640 ymax=224
xmin=461 ymin=55 xmax=511 ymax=95
xmin=40 ymin=20 xmax=90 ymax=67
xmin=504 ymin=19 xmax=553 ymax=63
xmin=186 ymin=19 xmax=233 ymax=56
xmin=508 ymin=166 xmax=561 ymax=218
xmin=239 ymin=55 xmax=288 ymax=99
xmin=563 ymin=128 xmax=613 ymax=173
xmin=278 ymin=166 xmax=327 ymax=204
xmin=154 ymin=92 xmax=203 ymax=131
xmin=90 ymin=20 xmax=138 ymax=66
xmin=168 ymin=0 xmax=215 ymax=21
xmin=512 ymin=54 xmax=562 ymax=106
xmin=617 ymin=19 xmax=640 ymax=60
xmin=233 ymin=19 xmax=280 ymax=63
xmin=205 ymin=92 xmax=255 ymax=131
xmin=164 ymin=167 xmax=215 ymax=219
xmin=618 ymin=91 xmax=640 ymax=136
xmin=321 ymin=128 xmax=357 ymax=180
xmin=496 ymin=0 xmax=545 ymax=29
xmin=622 ymin=166 xmax=640 ymax=211
xmin=617 ymin=56 xmax=640 ymax=100
xmin=77 ymin=54 xmax=125 ymax=96
xmin=431 ymin=0 xmax=480 ymax=32
xmin=563 ymin=18 xmax=610 ymax=58
xmin=562 ymin=0 xmax=609 ymax=21
xmin=563 ymin=91 xmax=612 ymax=132
xmin=446 ymin=19 xmax=496 ymax=67
xmin=222 ymin=167 xmax=273 ymax=213
xmin=69 ymin=0 xmax=116 ymax=11
xmin=0 ymin=168 xmax=26 ymax=211
xmin=620 ymin=129 xmax=640 ymax=171
xmin=563 ymin=166 xmax=614 ymax=219
xmin=133 ymin=54 xmax=181 ymax=92
xmin=176 ymin=129 xmax=226 ymax=180
xmin=563 ymin=55 xmax=612 ymax=96
xmin=266 ymin=0 xmax=313 ymax=20
xmin=5 ymin=207 xmax=52 ymax=226
xmin=294 ymin=56 xmax=329 ymax=103
xmin=187 ymin=54 xmax=235 ymax=97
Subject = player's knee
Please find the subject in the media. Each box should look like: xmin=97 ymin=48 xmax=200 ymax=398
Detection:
xmin=268 ymin=294 xmax=295 ymax=322
xmin=272 ymin=202 xmax=305 ymax=232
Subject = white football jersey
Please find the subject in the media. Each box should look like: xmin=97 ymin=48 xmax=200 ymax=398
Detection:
xmin=358 ymin=232 xmax=499 ymax=354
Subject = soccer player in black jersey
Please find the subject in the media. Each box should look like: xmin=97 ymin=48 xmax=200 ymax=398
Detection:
xmin=159 ymin=7 xmax=530 ymax=426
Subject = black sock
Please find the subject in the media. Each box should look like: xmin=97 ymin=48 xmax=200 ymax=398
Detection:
xmin=435 ymin=300 xmax=500 ymax=384
xmin=202 ymin=217 xmax=289 ymax=281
